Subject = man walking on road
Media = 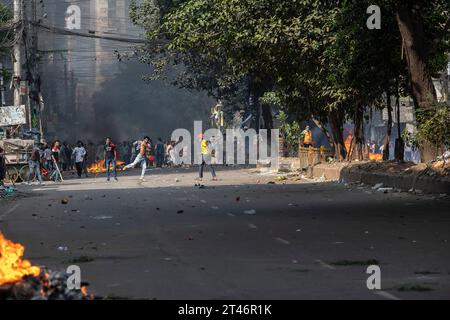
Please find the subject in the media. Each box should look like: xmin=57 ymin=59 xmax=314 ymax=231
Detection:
xmin=73 ymin=141 xmax=87 ymax=178
xmin=60 ymin=142 xmax=69 ymax=172
xmin=123 ymin=136 xmax=151 ymax=182
xmin=27 ymin=148 xmax=44 ymax=185
xmin=43 ymin=144 xmax=53 ymax=171
xmin=198 ymin=134 xmax=217 ymax=182
xmin=50 ymin=141 xmax=63 ymax=182
xmin=104 ymin=137 xmax=118 ymax=181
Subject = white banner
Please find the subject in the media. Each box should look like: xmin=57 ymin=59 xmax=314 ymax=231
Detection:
xmin=0 ymin=105 xmax=27 ymax=126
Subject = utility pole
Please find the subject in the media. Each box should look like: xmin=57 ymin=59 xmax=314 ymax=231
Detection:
xmin=30 ymin=0 xmax=40 ymax=134
xmin=13 ymin=0 xmax=23 ymax=108
xmin=0 ymin=62 xmax=5 ymax=106
xmin=19 ymin=0 xmax=42 ymax=136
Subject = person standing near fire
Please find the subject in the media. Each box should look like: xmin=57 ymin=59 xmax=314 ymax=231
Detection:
xmin=72 ymin=141 xmax=87 ymax=179
xmin=302 ymin=125 xmax=313 ymax=148
xmin=104 ymin=137 xmax=118 ymax=182
xmin=123 ymin=136 xmax=151 ymax=182
xmin=81 ymin=141 xmax=90 ymax=178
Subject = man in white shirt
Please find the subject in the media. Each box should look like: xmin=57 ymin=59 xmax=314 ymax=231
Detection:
xmin=72 ymin=141 xmax=87 ymax=178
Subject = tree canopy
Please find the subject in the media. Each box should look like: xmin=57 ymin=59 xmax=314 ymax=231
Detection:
xmin=131 ymin=0 xmax=450 ymax=160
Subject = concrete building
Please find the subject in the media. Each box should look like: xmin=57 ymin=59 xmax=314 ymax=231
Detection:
xmin=433 ymin=58 xmax=450 ymax=103
xmin=37 ymin=0 xmax=211 ymax=142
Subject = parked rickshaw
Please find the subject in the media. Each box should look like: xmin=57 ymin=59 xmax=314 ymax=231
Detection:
xmin=0 ymin=139 xmax=35 ymax=183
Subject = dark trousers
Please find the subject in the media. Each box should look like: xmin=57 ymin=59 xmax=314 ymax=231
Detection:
xmin=75 ymin=162 xmax=83 ymax=177
xmin=156 ymin=153 xmax=164 ymax=167
xmin=82 ymin=160 xmax=89 ymax=176
xmin=199 ymin=154 xmax=216 ymax=178
xmin=46 ymin=160 xmax=53 ymax=171
xmin=0 ymin=158 xmax=5 ymax=181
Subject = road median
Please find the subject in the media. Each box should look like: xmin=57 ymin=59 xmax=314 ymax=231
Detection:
xmin=310 ymin=161 xmax=449 ymax=194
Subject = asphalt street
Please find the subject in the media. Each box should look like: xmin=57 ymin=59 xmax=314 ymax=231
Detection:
xmin=1 ymin=166 xmax=449 ymax=299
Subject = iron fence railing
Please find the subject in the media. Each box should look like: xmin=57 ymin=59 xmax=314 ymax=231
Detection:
xmin=298 ymin=146 xmax=333 ymax=169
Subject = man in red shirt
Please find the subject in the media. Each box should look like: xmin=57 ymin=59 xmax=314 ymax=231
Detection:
xmin=104 ymin=137 xmax=118 ymax=181
xmin=49 ymin=140 xmax=62 ymax=182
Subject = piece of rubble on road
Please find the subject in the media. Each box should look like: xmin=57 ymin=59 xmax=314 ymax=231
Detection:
xmin=91 ymin=215 xmax=113 ymax=220
xmin=377 ymin=187 xmax=393 ymax=193
xmin=372 ymin=183 xmax=384 ymax=190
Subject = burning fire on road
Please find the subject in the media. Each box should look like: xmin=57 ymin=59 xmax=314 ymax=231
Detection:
xmin=0 ymin=233 xmax=92 ymax=300
xmin=87 ymin=160 xmax=126 ymax=174
xmin=0 ymin=233 xmax=41 ymax=285
xmin=369 ymin=153 xmax=383 ymax=161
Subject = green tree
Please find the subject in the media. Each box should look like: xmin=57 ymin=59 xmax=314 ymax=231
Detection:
xmin=0 ymin=3 xmax=13 ymax=85
xmin=394 ymin=0 xmax=450 ymax=110
xmin=0 ymin=3 xmax=13 ymax=53
xmin=131 ymin=0 xmax=450 ymax=161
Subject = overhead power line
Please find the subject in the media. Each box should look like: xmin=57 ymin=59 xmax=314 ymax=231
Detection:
xmin=0 ymin=20 xmax=23 ymax=48
xmin=33 ymin=21 xmax=166 ymax=46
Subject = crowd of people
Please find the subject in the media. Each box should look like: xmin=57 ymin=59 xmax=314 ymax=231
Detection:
xmin=14 ymin=135 xmax=217 ymax=184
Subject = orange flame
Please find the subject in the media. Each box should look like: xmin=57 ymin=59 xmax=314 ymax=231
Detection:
xmin=0 ymin=233 xmax=41 ymax=285
xmin=81 ymin=285 xmax=95 ymax=299
xmin=87 ymin=160 xmax=125 ymax=174
xmin=369 ymin=153 xmax=383 ymax=161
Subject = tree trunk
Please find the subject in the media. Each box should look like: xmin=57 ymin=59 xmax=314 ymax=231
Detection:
xmin=383 ymin=92 xmax=393 ymax=161
xmin=350 ymin=104 xmax=365 ymax=161
xmin=261 ymin=103 xmax=273 ymax=130
xmin=420 ymin=144 xmax=444 ymax=163
xmin=312 ymin=117 xmax=333 ymax=148
xmin=394 ymin=92 xmax=405 ymax=162
xmin=328 ymin=107 xmax=347 ymax=161
xmin=249 ymin=90 xmax=261 ymax=132
xmin=347 ymin=135 xmax=355 ymax=161
xmin=247 ymin=76 xmax=258 ymax=132
xmin=396 ymin=3 xmax=437 ymax=110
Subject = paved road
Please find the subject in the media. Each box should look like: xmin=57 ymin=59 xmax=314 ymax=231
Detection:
xmin=1 ymin=166 xmax=449 ymax=299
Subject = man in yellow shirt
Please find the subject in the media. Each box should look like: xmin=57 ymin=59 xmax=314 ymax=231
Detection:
xmin=198 ymin=134 xmax=217 ymax=181
xmin=302 ymin=125 xmax=313 ymax=148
